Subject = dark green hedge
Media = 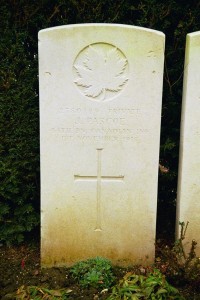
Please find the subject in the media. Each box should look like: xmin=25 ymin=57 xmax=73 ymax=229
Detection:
xmin=0 ymin=0 xmax=200 ymax=244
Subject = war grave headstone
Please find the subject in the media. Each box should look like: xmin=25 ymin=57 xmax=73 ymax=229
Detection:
xmin=39 ymin=24 xmax=165 ymax=267
xmin=176 ymin=31 xmax=200 ymax=255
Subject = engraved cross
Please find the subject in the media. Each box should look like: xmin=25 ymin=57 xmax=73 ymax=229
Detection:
xmin=74 ymin=148 xmax=124 ymax=231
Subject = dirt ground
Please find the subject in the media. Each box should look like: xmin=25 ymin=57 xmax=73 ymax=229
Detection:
xmin=0 ymin=241 xmax=200 ymax=299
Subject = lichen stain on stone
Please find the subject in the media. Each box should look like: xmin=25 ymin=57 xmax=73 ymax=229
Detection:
xmin=41 ymin=221 xmax=155 ymax=267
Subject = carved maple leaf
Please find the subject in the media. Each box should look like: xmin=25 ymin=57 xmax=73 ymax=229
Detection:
xmin=74 ymin=46 xmax=128 ymax=100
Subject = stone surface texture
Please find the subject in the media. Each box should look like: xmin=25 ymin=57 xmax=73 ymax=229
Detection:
xmin=176 ymin=31 xmax=200 ymax=255
xmin=39 ymin=24 xmax=165 ymax=267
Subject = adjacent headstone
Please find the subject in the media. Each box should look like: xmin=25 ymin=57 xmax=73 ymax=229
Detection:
xmin=176 ymin=31 xmax=200 ymax=254
xmin=39 ymin=24 xmax=165 ymax=267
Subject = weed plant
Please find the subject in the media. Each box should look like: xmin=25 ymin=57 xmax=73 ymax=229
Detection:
xmin=70 ymin=256 xmax=115 ymax=289
xmin=156 ymin=222 xmax=200 ymax=288
xmin=16 ymin=285 xmax=72 ymax=299
xmin=107 ymin=269 xmax=185 ymax=300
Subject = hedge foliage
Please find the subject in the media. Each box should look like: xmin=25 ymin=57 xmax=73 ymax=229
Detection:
xmin=0 ymin=0 xmax=200 ymax=244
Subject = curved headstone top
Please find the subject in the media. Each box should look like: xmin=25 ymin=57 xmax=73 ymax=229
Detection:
xmin=39 ymin=23 xmax=165 ymax=35
xmin=39 ymin=24 xmax=165 ymax=267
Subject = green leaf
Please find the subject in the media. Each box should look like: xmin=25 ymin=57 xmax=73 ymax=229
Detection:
xmin=156 ymin=288 xmax=168 ymax=294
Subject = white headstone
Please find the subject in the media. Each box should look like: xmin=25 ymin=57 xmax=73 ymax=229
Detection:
xmin=39 ymin=24 xmax=165 ymax=267
xmin=176 ymin=31 xmax=200 ymax=254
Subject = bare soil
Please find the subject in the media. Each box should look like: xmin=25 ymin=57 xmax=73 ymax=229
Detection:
xmin=0 ymin=241 xmax=200 ymax=299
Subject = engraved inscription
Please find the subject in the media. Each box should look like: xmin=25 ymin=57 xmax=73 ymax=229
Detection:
xmin=51 ymin=127 xmax=149 ymax=142
xmin=73 ymin=43 xmax=129 ymax=101
xmin=51 ymin=106 xmax=150 ymax=143
xmin=74 ymin=149 xmax=124 ymax=231
xmin=59 ymin=107 xmax=140 ymax=115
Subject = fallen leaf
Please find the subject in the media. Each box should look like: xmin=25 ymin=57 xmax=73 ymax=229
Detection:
xmin=33 ymin=269 xmax=39 ymax=275
xmin=51 ymin=290 xmax=62 ymax=296
xmin=100 ymin=288 xmax=108 ymax=294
